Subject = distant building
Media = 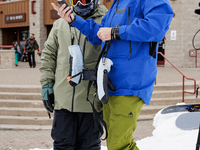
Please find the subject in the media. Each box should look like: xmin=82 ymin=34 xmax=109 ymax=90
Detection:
xmin=0 ymin=0 xmax=200 ymax=68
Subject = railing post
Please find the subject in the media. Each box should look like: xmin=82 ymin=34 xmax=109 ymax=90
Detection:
xmin=189 ymin=49 xmax=197 ymax=68
xmin=196 ymin=50 xmax=197 ymax=68
xmin=182 ymin=76 xmax=184 ymax=102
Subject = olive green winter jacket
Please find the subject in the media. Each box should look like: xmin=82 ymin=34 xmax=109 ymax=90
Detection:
xmin=40 ymin=5 xmax=107 ymax=113
xmin=25 ymin=38 xmax=39 ymax=52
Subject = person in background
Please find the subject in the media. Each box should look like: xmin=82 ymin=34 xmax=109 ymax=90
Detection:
xmin=52 ymin=0 xmax=174 ymax=150
xmin=24 ymin=33 xmax=39 ymax=68
xmin=40 ymin=0 xmax=107 ymax=149
xmin=13 ymin=42 xmax=18 ymax=66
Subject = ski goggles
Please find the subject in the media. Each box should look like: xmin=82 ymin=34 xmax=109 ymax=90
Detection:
xmin=70 ymin=0 xmax=93 ymax=6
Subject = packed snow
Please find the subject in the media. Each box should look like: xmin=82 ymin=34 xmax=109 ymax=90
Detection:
xmin=30 ymin=104 xmax=199 ymax=150
xmin=136 ymin=108 xmax=199 ymax=150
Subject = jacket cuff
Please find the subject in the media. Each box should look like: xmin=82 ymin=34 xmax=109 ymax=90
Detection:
xmin=68 ymin=15 xmax=76 ymax=26
xmin=42 ymin=82 xmax=55 ymax=88
xmin=114 ymin=25 xmax=121 ymax=40
xmin=71 ymin=15 xmax=85 ymax=29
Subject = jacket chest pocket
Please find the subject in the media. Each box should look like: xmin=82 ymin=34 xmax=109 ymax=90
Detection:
xmin=110 ymin=4 xmax=141 ymax=27
xmin=111 ymin=8 xmax=129 ymax=26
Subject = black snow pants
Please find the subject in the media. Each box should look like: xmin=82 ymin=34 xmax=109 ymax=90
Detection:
xmin=51 ymin=109 xmax=102 ymax=150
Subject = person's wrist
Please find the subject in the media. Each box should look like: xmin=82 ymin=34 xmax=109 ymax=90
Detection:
xmin=111 ymin=28 xmax=115 ymax=40
xmin=69 ymin=15 xmax=76 ymax=26
xmin=114 ymin=25 xmax=121 ymax=40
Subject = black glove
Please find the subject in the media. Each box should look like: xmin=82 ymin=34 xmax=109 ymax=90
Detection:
xmin=41 ymin=83 xmax=54 ymax=113
xmin=42 ymin=90 xmax=54 ymax=113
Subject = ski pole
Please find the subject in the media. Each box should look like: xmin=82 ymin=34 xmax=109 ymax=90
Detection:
xmin=196 ymin=82 xmax=200 ymax=98
xmin=196 ymin=123 xmax=200 ymax=150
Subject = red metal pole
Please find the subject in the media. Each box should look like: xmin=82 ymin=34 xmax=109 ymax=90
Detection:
xmin=196 ymin=49 xmax=197 ymax=68
xmin=182 ymin=76 xmax=184 ymax=102
xmin=158 ymin=52 xmax=196 ymax=103
xmin=189 ymin=49 xmax=197 ymax=68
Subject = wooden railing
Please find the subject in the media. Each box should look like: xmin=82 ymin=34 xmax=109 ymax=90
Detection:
xmin=0 ymin=45 xmax=14 ymax=49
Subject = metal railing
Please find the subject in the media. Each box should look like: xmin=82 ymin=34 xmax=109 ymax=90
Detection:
xmin=157 ymin=52 xmax=196 ymax=102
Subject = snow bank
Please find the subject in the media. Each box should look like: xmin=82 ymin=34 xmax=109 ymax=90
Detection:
xmin=136 ymin=109 xmax=199 ymax=150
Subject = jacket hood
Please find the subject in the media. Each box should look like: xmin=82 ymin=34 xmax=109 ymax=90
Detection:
xmin=72 ymin=4 xmax=107 ymax=19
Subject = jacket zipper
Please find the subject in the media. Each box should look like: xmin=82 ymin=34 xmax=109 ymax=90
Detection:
xmin=109 ymin=0 xmax=119 ymax=27
xmin=71 ymin=87 xmax=75 ymax=112
xmin=116 ymin=0 xmax=119 ymax=12
xmin=71 ymin=32 xmax=83 ymax=112
xmin=128 ymin=6 xmax=132 ymax=59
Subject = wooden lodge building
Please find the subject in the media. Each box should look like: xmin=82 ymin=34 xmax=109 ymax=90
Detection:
xmin=0 ymin=0 xmax=200 ymax=68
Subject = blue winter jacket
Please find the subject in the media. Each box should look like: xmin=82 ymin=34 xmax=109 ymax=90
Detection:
xmin=73 ymin=0 xmax=174 ymax=105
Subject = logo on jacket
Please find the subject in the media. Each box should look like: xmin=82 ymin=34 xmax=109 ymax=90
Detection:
xmin=128 ymin=112 xmax=133 ymax=116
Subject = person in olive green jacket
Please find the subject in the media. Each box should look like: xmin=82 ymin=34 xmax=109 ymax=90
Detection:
xmin=39 ymin=0 xmax=107 ymax=149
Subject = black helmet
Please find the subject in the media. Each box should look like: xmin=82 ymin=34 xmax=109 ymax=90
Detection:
xmin=71 ymin=0 xmax=99 ymax=17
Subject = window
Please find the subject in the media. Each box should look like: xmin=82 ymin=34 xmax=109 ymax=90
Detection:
xmin=19 ymin=30 xmax=28 ymax=41
xmin=13 ymin=31 xmax=17 ymax=42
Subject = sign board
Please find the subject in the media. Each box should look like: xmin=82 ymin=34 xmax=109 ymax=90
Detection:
xmin=5 ymin=13 xmax=26 ymax=23
xmin=171 ymin=30 xmax=176 ymax=40
xmin=51 ymin=10 xmax=60 ymax=19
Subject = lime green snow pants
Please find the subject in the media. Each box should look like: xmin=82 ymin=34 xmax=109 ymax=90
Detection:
xmin=103 ymin=96 xmax=144 ymax=150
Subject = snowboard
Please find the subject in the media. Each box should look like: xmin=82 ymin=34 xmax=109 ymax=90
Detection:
xmin=161 ymin=104 xmax=200 ymax=114
xmin=175 ymin=112 xmax=200 ymax=130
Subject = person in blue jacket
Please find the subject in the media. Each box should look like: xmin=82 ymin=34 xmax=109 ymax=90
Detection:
xmin=52 ymin=0 xmax=174 ymax=150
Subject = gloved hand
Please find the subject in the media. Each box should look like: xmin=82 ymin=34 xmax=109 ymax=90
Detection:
xmin=41 ymin=82 xmax=55 ymax=113
xmin=37 ymin=51 xmax=41 ymax=56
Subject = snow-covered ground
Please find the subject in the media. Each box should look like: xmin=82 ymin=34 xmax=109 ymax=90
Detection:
xmin=30 ymin=105 xmax=199 ymax=150
xmin=137 ymin=109 xmax=198 ymax=150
